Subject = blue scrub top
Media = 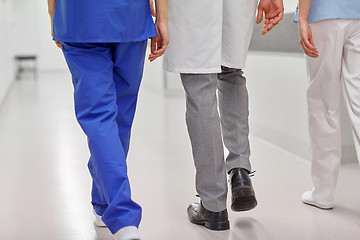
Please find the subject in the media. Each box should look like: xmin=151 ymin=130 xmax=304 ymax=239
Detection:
xmin=53 ymin=0 xmax=157 ymax=42
xmin=294 ymin=0 xmax=360 ymax=23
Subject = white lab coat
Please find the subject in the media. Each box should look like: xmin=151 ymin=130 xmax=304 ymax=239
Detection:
xmin=163 ymin=0 xmax=258 ymax=74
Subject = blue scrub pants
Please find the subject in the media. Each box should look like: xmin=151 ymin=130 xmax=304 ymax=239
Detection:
xmin=62 ymin=41 xmax=147 ymax=234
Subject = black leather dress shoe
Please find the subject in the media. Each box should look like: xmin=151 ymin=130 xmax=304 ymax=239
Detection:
xmin=187 ymin=202 xmax=230 ymax=231
xmin=229 ymin=168 xmax=257 ymax=211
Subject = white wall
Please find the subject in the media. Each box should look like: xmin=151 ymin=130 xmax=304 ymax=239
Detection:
xmin=0 ymin=0 xmax=14 ymax=104
xmin=246 ymin=52 xmax=310 ymax=159
xmin=283 ymin=0 xmax=298 ymax=13
xmin=0 ymin=0 xmax=68 ymax=105
xmin=11 ymin=0 xmax=67 ymax=72
xmin=246 ymin=52 xmax=356 ymax=163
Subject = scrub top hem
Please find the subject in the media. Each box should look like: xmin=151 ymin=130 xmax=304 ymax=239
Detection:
xmin=53 ymin=34 xmax=157 ymax=43
xmin=294 ymin=16 xmax=360 ymax=24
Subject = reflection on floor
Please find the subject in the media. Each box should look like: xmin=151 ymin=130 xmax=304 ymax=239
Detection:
xmin=0 ymin=72 xmax=359 ymax=240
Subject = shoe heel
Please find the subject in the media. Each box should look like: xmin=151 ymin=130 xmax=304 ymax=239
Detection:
xmin=204 ymin=220 xmax=230 ymax=231
xmin=232 ymin=186 xmax=254 ymax=197
xmin=231 ymin=199 xmax=257 ymax=212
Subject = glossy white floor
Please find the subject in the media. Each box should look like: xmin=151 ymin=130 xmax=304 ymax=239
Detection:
xmin=0 ymin=71 xmax=360 ymax=240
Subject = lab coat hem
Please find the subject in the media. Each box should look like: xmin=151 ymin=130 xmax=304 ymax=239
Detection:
xmin=220 ymin=61 xmax=246 ymax=70
xmin=163 ymin=65 xmax=221 ymax=74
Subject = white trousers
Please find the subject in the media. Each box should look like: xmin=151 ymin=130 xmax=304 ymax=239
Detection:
xmin=307 ymin=19 xmax=360 ymax=205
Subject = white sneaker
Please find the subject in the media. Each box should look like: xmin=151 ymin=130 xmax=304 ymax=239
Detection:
xmin=93 ymin=209 xmax=107 ymax=227
xmin=301 ymin=191 xmax=334 ymax=210
xmin=113 ymin=226 xmax=141 ymax=240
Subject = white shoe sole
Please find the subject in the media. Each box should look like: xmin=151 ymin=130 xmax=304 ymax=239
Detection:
xmin=93 ymin=209 xmax=107 ymax=227
xmin=113 ymin=226 xmax=141 ymax=240
xmin=301 ymin=191 xmax=334 ymax=210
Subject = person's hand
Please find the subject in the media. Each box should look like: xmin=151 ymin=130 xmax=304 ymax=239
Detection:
xmin=256 ymin=0 xmax=284 ymax=35
xmin=149 ymin=0 xmax=156 ymax=17
xmin=149 ymin=20 xmax=169 ymax=61
xmin=298 ymin=20 xmax=318 ymax=58
xmin=50 ymin=18 xmax=62 ymax=49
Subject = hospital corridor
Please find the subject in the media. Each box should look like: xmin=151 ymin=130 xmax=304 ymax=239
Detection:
xmin=1 ymin=0 xmax=360 ymax=240
xmin=1 ymin=66 xmax=360 ymax=240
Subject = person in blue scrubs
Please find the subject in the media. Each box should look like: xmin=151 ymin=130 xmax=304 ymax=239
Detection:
xmin=295 ymin=0 xmax=360 ymax=210
xmin=47 ymin=1 xmax=168 ymax=239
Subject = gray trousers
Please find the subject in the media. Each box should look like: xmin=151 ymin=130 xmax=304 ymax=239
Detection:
xmin=180 ymin=66 xmax=251 ymax=212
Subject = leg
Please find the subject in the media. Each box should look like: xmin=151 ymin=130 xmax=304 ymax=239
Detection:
xmin=112 ymin=41 xmax=148 ymax=157
xmin=88 ymin=40 xmax=147 ymax=232
xmin=341 ymin=20 xmax=360 ymax=163
xmin=89 ymin=167 xmax=108 ymax=216
xmin=110 ymin=41 xmax=147 ymax=239
xmin=62 ymin=42 xmax=143 ymax=234
xmin=217 ymin=66 xmax=256 ymax=211
xmin=180 ymin=73 xmax=227 ymax=212
xmin=89 ymin=168 xmax=107 ymax=227
xmin=217 ymin=66 xmax=251 ymax=172
xmin=305 ymin=20 xmax=345 ymax=207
